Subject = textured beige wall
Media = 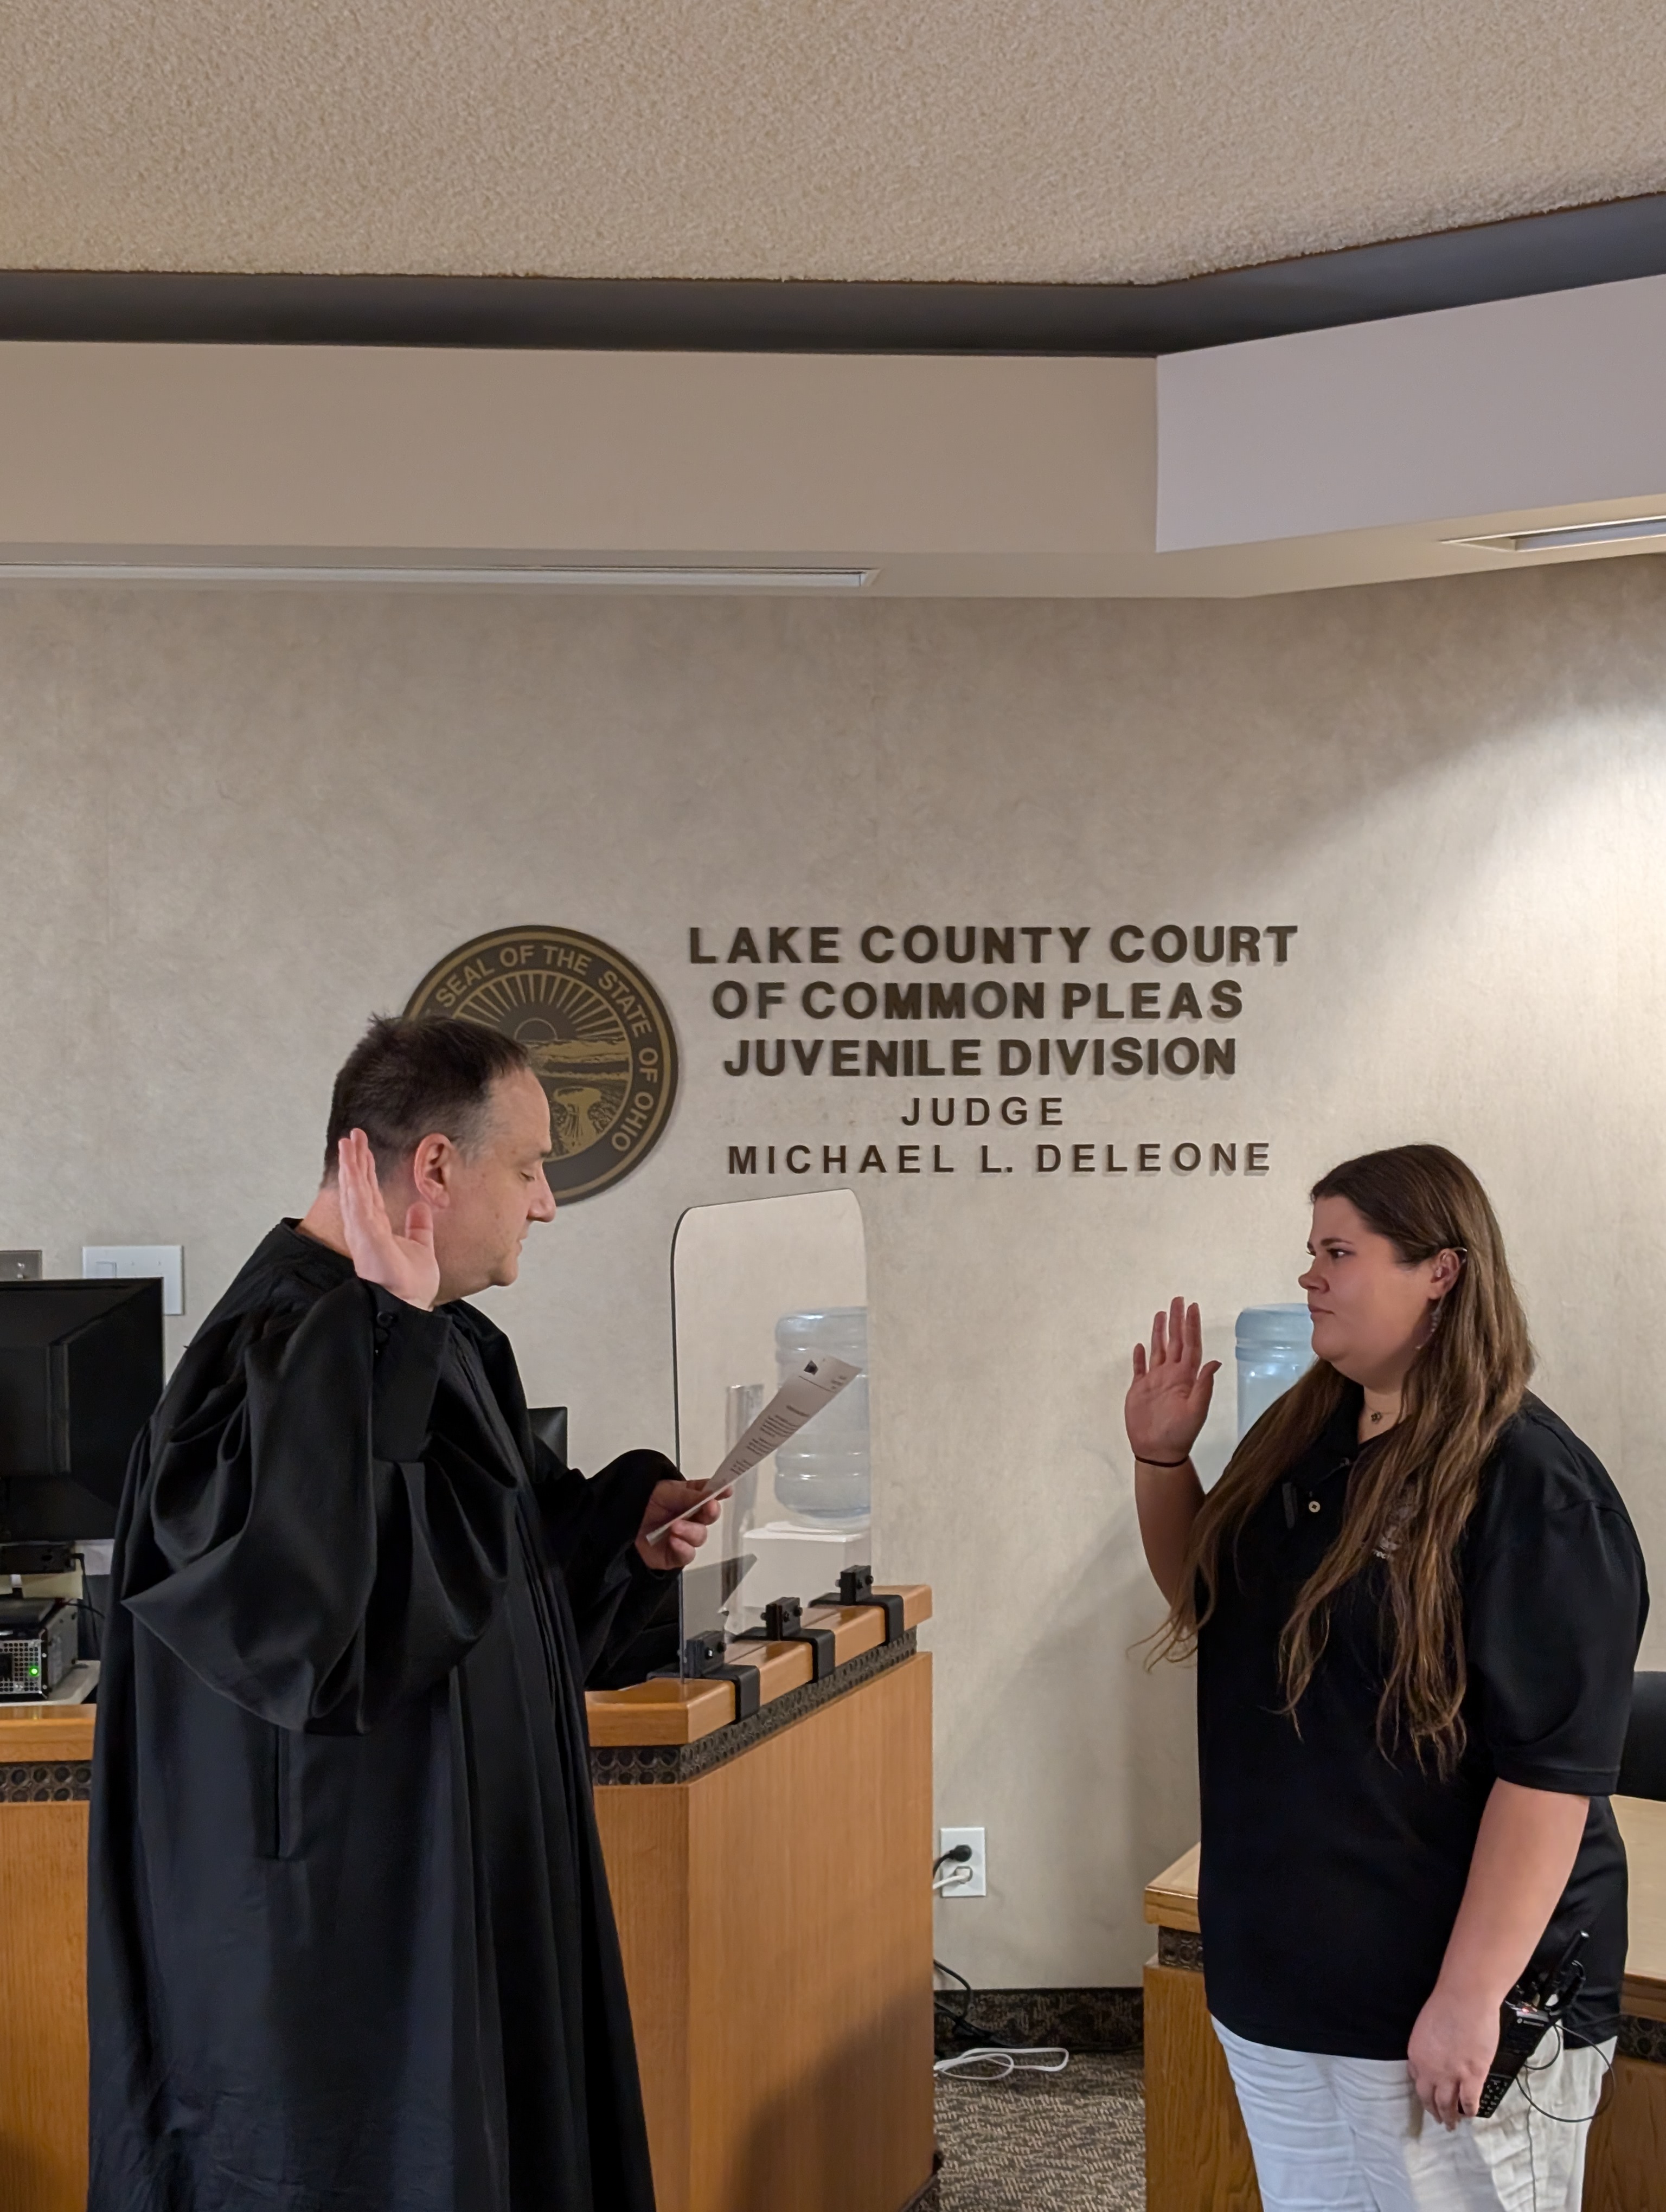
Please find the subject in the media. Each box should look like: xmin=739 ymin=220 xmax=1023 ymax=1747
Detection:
xmin=4 ymin=1 xmax=1666 ymax=283
xmin=1 ymin=562 xmax=1662 ymax=1988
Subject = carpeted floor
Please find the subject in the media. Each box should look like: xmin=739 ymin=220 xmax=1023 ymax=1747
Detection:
xmin=934 ymin=2050 xmax=1146 ymax=2211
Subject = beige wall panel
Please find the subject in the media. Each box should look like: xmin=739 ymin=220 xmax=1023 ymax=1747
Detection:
xmin=1 ymin=558 xmax=1662 ymax=1990
xmin=1159 ymin=274 xmax=1666 ymax=551
xmin=0 ymin=345 xmax=1154 ymax=561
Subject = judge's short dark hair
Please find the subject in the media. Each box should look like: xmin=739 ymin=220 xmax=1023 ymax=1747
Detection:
xmin=323 ymin=1017 xmax=533 ymax=1179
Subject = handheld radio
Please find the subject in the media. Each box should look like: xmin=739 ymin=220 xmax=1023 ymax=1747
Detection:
xmin=1475 ymin=1928 xmax=1588 ymax=2119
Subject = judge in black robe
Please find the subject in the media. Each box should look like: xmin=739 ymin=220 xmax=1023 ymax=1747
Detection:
xmin=87 ymin=1025 xmax=713 ymax=2212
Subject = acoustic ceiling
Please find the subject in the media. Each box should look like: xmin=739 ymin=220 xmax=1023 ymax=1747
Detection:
xmin=5 ymin=0 xmax=1666 ymax=286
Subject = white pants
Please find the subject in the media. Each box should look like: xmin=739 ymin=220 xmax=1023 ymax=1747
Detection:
xmin=1213 ymin=2018 xmax=1613 ymax=2212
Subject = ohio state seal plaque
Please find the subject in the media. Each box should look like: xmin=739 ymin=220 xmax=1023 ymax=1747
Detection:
xmin=405 ymin=927 xmax=678 ymax=1202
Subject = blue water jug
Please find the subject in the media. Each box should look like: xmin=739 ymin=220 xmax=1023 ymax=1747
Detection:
xmin=773 ymin=1308 xmax=870 ymax=1524
xmin=1235 ymin=1304 xmax=1315 ymax=1438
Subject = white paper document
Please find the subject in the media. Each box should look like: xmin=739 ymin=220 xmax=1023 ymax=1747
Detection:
xmin=644 ymin=1352 xmax=860 ymax=1545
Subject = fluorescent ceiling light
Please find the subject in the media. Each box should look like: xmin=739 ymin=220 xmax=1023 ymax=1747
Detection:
xmin=0 ymin=562 xmax=878 ymax=590
xmin=1447 ymin=516 xmax=1666 ymax=555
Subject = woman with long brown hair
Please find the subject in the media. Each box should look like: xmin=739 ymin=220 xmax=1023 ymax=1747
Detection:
xmin=1129 ymin=1145 xmax=1647 ymax=2211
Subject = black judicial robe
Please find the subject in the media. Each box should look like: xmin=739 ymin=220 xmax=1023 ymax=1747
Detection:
xmin=87 ymin=1223 xmax=675 ymax=2212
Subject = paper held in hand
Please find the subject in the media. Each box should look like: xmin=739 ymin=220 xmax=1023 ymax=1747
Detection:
xmin=645 ymin=1353 xmax=861 ymax=1546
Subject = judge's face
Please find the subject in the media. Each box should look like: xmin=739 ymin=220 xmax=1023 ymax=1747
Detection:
xmin=1298 ymin=1195 xmax=1450 ymax=1391
xmin=425 ymin=1069 xmax=558 ymax=1301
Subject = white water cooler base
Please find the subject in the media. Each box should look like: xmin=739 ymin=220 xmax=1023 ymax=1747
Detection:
xmin=725 ymin=1521 xmax=873 ymax=1632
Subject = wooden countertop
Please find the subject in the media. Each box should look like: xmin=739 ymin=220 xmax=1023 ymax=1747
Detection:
xmin=586 ymin=1585 xmax=932 ymax=1746
xmin=1144 ymin=1797 xmax=1666 ymax=2021
xmin=1616 ymin=1795 xmax=1666 ymax=2021
xmin=1143 ymin=1842 xmax=1201 ymax=1934
xmin=0 ymin=1706 xmax=95 ymax=1763
xmin=1 ymin=1584 xmax=932 ymax=1760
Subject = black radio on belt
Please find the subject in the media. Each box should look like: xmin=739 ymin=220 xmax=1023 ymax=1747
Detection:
xmin=1476 ymin=1928 xmax=1588 ymax=2118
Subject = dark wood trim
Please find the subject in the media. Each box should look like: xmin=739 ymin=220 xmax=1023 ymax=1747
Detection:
xmin=4 ymin=192 xmax=1666 ymax=355
xmin=934 ymin=1985 xmax=1143 ymax=2054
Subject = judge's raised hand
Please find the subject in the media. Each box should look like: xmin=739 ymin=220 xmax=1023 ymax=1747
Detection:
xmin=635 ymin=1480 xmax=723 ymax=1572
xmin=1125 ymin=1296 xmax=1219 ymax=1464
xmin=336 ymin=1129 xmax=441 ymax=1312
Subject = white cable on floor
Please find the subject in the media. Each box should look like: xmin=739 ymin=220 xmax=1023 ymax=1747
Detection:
xmin=934 ymin=2047 xmax=1071 ymax=2081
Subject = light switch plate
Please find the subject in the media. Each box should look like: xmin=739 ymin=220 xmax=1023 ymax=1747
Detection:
xmin=82 ymin=1244 xmax=184 ymax=1316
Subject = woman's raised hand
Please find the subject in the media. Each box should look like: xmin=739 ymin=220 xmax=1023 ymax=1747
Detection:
xmin=1125 ymin=1296 xmax=1219 ymax=1464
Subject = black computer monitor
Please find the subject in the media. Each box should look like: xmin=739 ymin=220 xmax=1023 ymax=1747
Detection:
xmin=0 ymin=1279 xmax=164 ymax=1542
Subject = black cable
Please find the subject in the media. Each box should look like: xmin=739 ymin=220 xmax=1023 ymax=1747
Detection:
xmin=930 ymin=1849 xmax=1071 ymax=2078
xmin=931 ymin=1849 xmax=978 ymax=2043
xmin=1512 ymin=2021 xmax=1614 ymax=2128
xmin=933 ymin=1956 xmax=976 ymax=2037
xmin=1561 ymin=2010 xmax=1624 ymax=2041
xmin=931 ymin=1949 xmax=1072 ymax=2077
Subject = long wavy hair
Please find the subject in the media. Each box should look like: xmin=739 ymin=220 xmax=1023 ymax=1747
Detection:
xmin=1158 ymin=1144 xmax=1534 ymax=1770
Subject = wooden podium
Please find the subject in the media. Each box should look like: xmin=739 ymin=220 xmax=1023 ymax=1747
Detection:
xmin=588 ymin=1585 xmax=937 ymax=2212
xmin=0 ymin=1586 xmax=936 ymax=2212
xmin=0 ymin=1703 xmax=92 ymax=2212
xmin=1143 ymin=1799 xmax=1666 ymax=2212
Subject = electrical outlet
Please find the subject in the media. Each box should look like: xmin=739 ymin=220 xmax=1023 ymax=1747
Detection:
xmin=937 ymin=1825 xmax=986 ymax=1898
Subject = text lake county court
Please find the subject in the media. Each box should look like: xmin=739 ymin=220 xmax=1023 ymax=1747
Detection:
xmin=694 ymin=922 xmax=1296 ymax=1083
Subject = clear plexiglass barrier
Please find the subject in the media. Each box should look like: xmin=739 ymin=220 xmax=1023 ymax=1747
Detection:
xmin=670 ymin=1188 xmax=870 ymax=1673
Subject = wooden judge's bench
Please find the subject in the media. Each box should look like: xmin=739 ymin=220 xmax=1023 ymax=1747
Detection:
xmin=1144 ymin=1798 xmax=1666 ymax=2211
xmin=0 ymin=1586 xmax=937 ymax=2212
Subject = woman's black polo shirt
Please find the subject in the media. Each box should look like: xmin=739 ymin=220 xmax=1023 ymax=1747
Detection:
xmin=1196 ymin=1387 xmax=1648 ymax=2058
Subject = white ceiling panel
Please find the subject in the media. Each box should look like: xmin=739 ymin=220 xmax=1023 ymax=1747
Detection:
xmin=4 ymin=1 xmax=1666 ymax=285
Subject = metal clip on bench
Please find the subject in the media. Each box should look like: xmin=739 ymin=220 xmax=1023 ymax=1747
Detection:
xmin=680 ymin=1629 xmax=761 ymax=1719
xmin=813 ymin=1564 xmax=906 ymax=1642
xmin=757 ymin=1596 xmax=839 ymax=1680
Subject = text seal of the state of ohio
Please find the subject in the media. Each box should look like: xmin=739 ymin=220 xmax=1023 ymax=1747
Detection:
xmin=405 ymin=927 xmax=679 ymax=1203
